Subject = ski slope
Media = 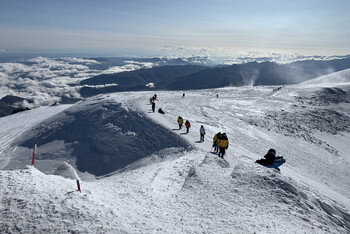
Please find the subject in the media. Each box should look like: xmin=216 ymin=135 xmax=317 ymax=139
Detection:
xmin=1 ymin=76 xmax=350 ymax=233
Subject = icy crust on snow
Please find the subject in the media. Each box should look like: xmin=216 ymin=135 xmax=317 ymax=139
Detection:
xmin=243 ymin=85 xmax=350 ymax=198
xmin=250 ymin=108 xmax=350 ymax=154
xmin=10 ymin=97 xmax=191 ymax=176
xmin=1 ymin=156 xmax=349 ymax=233
xmin=230 ymin=159 xmax=350 ymax=233
xmin=248 ymin=86 xmax=350 ymax=155
xmin=295 ymin=86 xmax=350 ymax=106
xmin=0 ymin=166 xmax=126 ymax=233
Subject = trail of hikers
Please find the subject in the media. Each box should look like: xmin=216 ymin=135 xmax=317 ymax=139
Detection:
xmin=143 ymin=92 xmax=285 ymax=170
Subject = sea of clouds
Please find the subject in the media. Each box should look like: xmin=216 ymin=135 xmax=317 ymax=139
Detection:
xmin=220 ymin=52 xmax=348 ymax=65
xmin=0 ymin=57 xmax=159 ymax=107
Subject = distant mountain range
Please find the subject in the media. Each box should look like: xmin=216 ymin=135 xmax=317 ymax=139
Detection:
xmin=1 ymin=57 xmax=350 ymax=117
xmin=80 ymin=58 xmax=350 ymax=97
xmin=80 ymin=65 xmax=207 ymax=96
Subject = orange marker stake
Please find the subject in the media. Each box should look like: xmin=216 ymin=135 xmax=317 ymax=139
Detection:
xmin=31 ymin=143 xmax=37 ymax=166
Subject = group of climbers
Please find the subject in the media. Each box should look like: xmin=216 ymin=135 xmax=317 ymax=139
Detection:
xmin=148 ymin=93 xmax=285 ymax=170
xmin=177 ymin=116 xmax=229 ymax=159
xmin=177 ymin=116 xmax=191 ymax=133
xmin=212 ymin=132 xmax=229 ymax=158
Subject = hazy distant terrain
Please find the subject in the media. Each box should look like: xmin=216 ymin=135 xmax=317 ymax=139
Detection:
xmin=1 ymin=55 xmax=350 ymax=117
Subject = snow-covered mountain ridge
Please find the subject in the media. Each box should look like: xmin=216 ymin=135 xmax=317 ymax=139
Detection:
xmin=1 ymin=72 xmax=350 ymax=233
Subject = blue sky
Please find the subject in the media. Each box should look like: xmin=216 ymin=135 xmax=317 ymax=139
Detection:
xmin=0 ymin=0 xmax=349 ymax=57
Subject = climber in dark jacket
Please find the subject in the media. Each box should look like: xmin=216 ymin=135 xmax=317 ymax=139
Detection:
xmin=255 ymin=148 xmax=285 ymax=170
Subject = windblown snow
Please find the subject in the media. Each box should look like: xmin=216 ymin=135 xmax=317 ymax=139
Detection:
xmin=1 ymin=71 xmax=350 ymax=233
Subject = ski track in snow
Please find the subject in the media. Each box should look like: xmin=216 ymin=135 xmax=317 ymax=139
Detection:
xmin=1 ymin=84 xmax=350 ymax=233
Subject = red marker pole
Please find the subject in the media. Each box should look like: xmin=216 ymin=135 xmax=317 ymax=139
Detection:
xmin=31 ymin=143 xmax=37 ymax=166
xmin=76 ymin=180 xmax=81 ymax=193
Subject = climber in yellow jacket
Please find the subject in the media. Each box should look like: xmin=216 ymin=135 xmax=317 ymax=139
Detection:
xmin=212 ymin=132 xmax=222 ymax=153
xmin=217 ymin=133 xmax=229 ymax=158
xmin=177 ymin=116 xmax=183 ymax=129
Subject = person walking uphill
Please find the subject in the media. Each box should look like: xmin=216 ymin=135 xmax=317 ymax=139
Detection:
xmin=152 ymin=101 xmax=155 ymax=113
xmin=185 ymin=120 xmax=191 ymax=133
xmin=177 ymin=116 xmax=183 ymax=129
xmin=217 ymin=133 xmax=229 ymax=158
xmin=200 ymin=125 xmax=206 ymax=142
xmin=213 ymin=132 xmax=222 ymax=153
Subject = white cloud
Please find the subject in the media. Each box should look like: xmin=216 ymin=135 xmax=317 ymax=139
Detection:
xmin=162 ymin=45 xmax=208 ymax=56
xmin=101 ymin=61 xmax=156 ymax=75
xmin=82 ymin=84 xmax=119 ymax=88
xmin=0 ymin=57 xmax=155 ymax=107
xmin=146 ymin=83 xmax=155 ymax=88
xmin=220 ymin=51 xmax=348 ymax=65
xmin=60 ymin=57 xmax=101 ymax=65
xmin=0 ymin=63 xmax=32 ymax=74
xmin=124 ymin=60 xmax=155 ymax=69
xmin=0 ymin=57 xmax=103 ymax=106
xmin=27 ymin=57 xmax=90 ymax=72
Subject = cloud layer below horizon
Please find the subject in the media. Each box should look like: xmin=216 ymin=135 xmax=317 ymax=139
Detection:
xmin=0 ymin=57 xmax=156 ymax=107
xmin=0 ymin=54 xmax=348 ymax=108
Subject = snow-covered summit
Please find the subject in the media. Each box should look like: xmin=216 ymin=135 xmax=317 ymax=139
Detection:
xmin=1 ymin=80 xmax=350 ymax=233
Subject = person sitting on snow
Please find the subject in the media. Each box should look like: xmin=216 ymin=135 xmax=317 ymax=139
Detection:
xmin=255 ymin=148 xmax=285 ymax=171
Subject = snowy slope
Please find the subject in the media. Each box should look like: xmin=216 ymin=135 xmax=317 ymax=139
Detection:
xmin=1 ymin=81 xmax=350 ymax=233
xmin=0 ymin=105 xmax=72 ymax=169
xmin=301 ymin=68 xmax=350 ymax=86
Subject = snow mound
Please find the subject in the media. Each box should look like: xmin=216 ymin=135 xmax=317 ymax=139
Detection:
xmin=10 ymin=96 xmax=191 ymax=176
xmin=301 ymin=68 xmax=350 ymax=86
xmin=229 ymin=157 xmax=350 ymax=233
xmin=0 ymin=166 xmax=127 ymax=233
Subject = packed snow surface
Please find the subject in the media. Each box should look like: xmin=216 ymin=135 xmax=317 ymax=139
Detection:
xmin=1 ymin=73 xmax=350 ymax=233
